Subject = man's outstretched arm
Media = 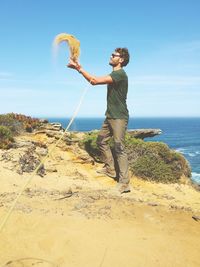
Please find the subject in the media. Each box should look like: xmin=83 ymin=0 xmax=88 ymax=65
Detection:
xmin=67 ymin=59 xmax=113 ymax=85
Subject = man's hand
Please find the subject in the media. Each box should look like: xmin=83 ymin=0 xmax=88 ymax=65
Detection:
xmin=67 ymin=58 xmax=81 ymax=71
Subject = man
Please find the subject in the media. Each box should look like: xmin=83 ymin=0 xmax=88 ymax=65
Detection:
xmin=68 ymin=48 xmax=130 ymax=193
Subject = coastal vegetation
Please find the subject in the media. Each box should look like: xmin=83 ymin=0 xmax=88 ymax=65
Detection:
xmin=80 ymin=131 xmax=191 ymax=184
xmin=0 ymin=113 xmax=192 ymax=184
xmin=0 ymin=113 xmax=41 ymax=149
xmin=0 ymin=126 xmax=14 ymax=149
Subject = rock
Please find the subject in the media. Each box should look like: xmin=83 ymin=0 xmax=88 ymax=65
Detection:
xmin=170 ymin=205 xmax=179 ymax=210
xmin=148 ymin=202 xmax=159 ymax=207
xmin=89 ymin=194 xmax=101 ymax=201
xmin=13 ymin=139 xmax=34 ymax=148
xmin=35 ymin=147 xmax=48 ymax=156
xmin=35 ymin=130 xmax=74 ymax=144
xmin=38 ymin=122 xmax=63 ymax=131
xmin=127 ymin=129 xmax=162 ymax=139
xmin=46 ymin=166 xmax=57 ymax=173
xmin=3 ymin=258 xmax=55 ymax=266
xmin=46 ymin=130 xmax=63 ymax=139
xmin=0 ymin=136 xmax=48 ymax=176
xmin=84 ymin=129 xmax=162 ymax=140
xmin=76 ymin=153 xmax=95 ymax=164
xmin=39 ymin=118 xmax=48 ymax=123
xmin=18 ymin=147 xmax=45 ymax=176
xmin=192 ymin=215 xmax=200 ymax=222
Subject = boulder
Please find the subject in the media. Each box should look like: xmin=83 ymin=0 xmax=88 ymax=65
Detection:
xmin=127 ymin=129 xmax=162 ymax=139
xmin=36 ymin=122 xmax=64 ymax=132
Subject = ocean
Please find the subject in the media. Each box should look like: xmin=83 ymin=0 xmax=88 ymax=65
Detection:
xmin=47 ymin=117 xmax=200 ymax=185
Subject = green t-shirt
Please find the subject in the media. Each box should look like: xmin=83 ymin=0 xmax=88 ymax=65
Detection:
xmin=105 ymin=69 xmax=129 ymax=120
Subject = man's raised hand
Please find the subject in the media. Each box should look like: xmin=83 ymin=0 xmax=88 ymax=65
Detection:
xmin=67 ymin=58 xmax=81 ymax=71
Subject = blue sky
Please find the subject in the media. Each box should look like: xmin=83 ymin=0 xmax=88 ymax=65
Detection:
xmin=0 ymin=0 xmax=200 ymax=118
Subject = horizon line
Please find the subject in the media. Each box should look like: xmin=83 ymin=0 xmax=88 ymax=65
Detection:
xmin=39 ymin=116 xmax=200 ymax=119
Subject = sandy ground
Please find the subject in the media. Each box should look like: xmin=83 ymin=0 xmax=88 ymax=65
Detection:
xmin=0 ymin=133 xmax=200 ymax=267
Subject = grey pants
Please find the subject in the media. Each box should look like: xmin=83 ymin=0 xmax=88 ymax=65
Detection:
xmin=97 ymin=118 xmax=129 ymax=184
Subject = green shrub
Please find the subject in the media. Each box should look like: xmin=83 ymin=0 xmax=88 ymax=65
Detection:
xmin=79 ymin=131 xmax=102 ymax=162
xmin=0 ymin=113 xmax=22 ymax=134
xmin=0 ymin=113 xmax=41 ymax=134
xmin=80 ymin=131 xmax=191 ymax=184
xmin=131 ymin=155 xmax=175 ymax=183
xmin=0 ymin=113 xmax=42 ymax=149
xmin=0 ymin=126 xmax=14 ymax=149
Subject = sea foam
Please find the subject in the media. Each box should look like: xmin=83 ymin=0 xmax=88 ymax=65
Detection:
xmin=191 ymin=172 xmax=200 ymax=184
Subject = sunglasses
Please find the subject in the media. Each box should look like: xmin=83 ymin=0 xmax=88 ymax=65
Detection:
xmin=111 ymin=53 xmax=121 ymax=58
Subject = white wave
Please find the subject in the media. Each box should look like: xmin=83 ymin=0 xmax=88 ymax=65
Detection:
xmin=176 ymin=148 xmax=200 ymax=157
xmin=175 ymin=148 xmax=187 ymax=154
xmin=191 ymin=172 xmax=200 ymax=183
xmin=188 ymin=153 xmax=196 ymax=157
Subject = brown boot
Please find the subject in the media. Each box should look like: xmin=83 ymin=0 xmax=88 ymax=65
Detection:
xmin=118 ymin=183 xmax=131 ymax=194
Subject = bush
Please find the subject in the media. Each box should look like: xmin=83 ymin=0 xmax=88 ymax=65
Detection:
xmin=0 ymin=113 xmax=42 ymax=149
xmin=12 ymin=113 xmax=41 ymax=132
xmin=80 ymin=131 xmax=191 ymax=184
xmin=126 ymin=137 xmax=191 ymax=182
xmin=131 ymin=155 xmax=174 ymax=183
xmin=0 ymin=113 xmax=42 ymax=134
xmin=0 ymin=126 xmax=14 ymax=149
xmin=0 ymin=113 xmax=22 ymax=134
xmin=79 ymin=131 xmax=102 ymax=162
